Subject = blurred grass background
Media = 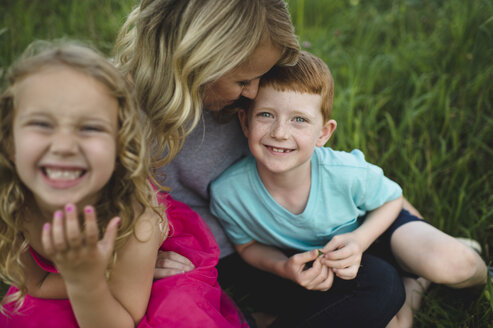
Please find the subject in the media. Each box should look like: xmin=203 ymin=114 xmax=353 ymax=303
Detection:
xmin=1 ymin=0 xmax=492 ymax=326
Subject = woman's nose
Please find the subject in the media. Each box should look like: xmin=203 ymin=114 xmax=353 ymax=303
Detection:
xmin=241 ymin=79 xmax=260 ymax=99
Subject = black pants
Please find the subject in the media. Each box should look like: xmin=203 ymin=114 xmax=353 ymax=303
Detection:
xmin=218 ymin=253 xmax=405 ymax=328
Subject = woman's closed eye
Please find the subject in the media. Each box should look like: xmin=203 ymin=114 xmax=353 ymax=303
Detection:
xmin=238 ymin=80 xmax=251 ymax=87
xmin=80 ymin=124 xmax=105 ymax=133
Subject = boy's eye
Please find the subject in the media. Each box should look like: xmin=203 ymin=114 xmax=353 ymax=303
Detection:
xmin=294 ymin=117 xmax=307 ymax=123
xmin=258 ymin=112 xmax=272 ymax=118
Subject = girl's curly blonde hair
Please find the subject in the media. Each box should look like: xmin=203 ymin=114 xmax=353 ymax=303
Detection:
xmin=0 ymin=40 xmax=166 ymax=310
xmin=114 ymin=0 xmax=300 ymax=167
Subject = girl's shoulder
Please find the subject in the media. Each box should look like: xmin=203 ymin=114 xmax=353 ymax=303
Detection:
xmin=126 ymin=182 xmax=168 ymax=245
xmin=132 ymin=195 xmax=168 ymax=247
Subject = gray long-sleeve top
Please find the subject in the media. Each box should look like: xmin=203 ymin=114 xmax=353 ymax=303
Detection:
xmin=155 ymin=110 xmax=249 ymax=258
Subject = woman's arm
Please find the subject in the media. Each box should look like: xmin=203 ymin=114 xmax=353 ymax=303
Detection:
xmin=42 ymin=204 xmax=163 ymax=328
xmin=154 ymin=251 xmax=195 ymax=279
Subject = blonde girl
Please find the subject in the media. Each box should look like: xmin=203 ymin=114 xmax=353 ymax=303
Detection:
xmin=0 ymin=40 xmax=165 ymax=327
xmin=0 ymin=41 xmax=245 ymax=328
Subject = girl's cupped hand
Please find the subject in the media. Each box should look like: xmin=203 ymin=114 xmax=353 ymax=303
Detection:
xmin=41 ymin=204 xmax=120 ymax=287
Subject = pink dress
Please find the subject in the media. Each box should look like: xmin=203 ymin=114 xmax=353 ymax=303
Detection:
xmin=0 ymin=193 xmax=248 ymax=328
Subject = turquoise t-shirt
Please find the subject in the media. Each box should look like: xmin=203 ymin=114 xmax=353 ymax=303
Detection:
xmin=210 ymin=147 xmax=402 ymax=251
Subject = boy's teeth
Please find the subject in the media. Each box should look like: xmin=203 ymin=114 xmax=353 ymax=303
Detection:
xmin=45 ymin=168 xmax=82 ymax=180
xmin=272 ymin=147 xmax=288 ymax=153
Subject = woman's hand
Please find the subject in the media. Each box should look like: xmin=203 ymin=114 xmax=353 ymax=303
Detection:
xmin=41 ymin=203 xmax=120 ymax=287
xmin=320 ymin=232 xmax=363 ymax=280
xmin=283 ymin=250 xmax=335 ymax=291
xmin=154 ymin=251 xmax=195 ymax=279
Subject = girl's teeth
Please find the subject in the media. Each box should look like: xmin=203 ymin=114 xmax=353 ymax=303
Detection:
xmin=45 ymin=168 xmax=82 ymax=180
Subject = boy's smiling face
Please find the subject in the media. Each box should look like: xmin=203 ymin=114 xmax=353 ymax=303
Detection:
xmin=239 ymin=86 xmax=336 ymax=178
xmin=11 ymin=66 xmax=118 ymax=214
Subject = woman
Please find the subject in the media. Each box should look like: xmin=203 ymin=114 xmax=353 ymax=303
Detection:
xmin=115 ymin=1 xmax=406 ymax=327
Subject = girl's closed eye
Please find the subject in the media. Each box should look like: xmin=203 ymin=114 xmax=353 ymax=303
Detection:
xmin=80 ymin=124 xmax=105 ymax=133
xmin=28 ymin=120 xmax=52 ymax=129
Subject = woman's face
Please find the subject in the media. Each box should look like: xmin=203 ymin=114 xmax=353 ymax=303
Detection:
xmin=202 ymin=41 xmax=281 ymax=111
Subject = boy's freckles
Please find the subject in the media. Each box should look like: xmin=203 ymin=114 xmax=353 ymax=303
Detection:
xmin=244 ymin=86 xmax=325 ymax=177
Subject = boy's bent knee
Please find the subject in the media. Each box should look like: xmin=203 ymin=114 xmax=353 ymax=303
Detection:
xmin=426 ymin=244 xmax=483 ymax=286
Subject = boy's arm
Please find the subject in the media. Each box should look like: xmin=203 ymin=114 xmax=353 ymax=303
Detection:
xmin=351 ymin=195 xmax=403 ymax=251
xmin=236 ymin=240 xmax=289 ymax=277
xmin=236 ymin=240 xmax=334 ymax=291
xmin=321 ymin=195 xmax=403 ymax=278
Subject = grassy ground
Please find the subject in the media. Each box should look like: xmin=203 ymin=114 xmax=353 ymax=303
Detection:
xmin=1 ymin=0 xmax=492 ymax=326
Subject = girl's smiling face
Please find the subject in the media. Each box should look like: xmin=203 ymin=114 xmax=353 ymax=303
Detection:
xmin=11 ymin=66 xmax=118 ymax=214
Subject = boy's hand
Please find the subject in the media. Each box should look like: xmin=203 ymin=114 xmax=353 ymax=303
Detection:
xmin=283 ymin=250 xmax=334 ymax=291
xmin=320 ymin=232 xmax=363 ymax=280
xmin=41 ymin=204 xmax=120 ymax=287
xmin=154 ymin=251 xmax=195 ymax=279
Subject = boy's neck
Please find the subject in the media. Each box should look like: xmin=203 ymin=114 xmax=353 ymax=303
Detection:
xmin=257 ymin=162 xmax=312 ymax=215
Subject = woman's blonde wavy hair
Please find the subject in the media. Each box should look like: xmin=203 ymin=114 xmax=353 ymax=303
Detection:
xmin=0 ymin=40 xmax=165 ymax=310
xmin=114 ymin=0 xmax=299 ymax=167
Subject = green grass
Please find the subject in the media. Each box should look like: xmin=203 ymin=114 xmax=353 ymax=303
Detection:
xmin=1 ymin=0 xmax=492 ymax=326
xmin=0 ymin=0 xmax=135 ymax=82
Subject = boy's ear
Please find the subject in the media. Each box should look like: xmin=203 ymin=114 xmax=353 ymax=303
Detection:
xmin=316 ymin=119 xmax=337 ymax=147
xmin=237 ymin=109 xmax=250 ymax=138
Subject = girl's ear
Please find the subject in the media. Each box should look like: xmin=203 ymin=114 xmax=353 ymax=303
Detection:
xmin=7 ymin=142 xmax=15 ymax=162
xmin=2 ymin=129 xmax=15 ymax=163
xmin=316 ymin=119 xmax=337 ymax=147
xmin=0 ymin=97 xmax=14 ymax=162
xmin=237 ymin=109 xmax=250 ymax=138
